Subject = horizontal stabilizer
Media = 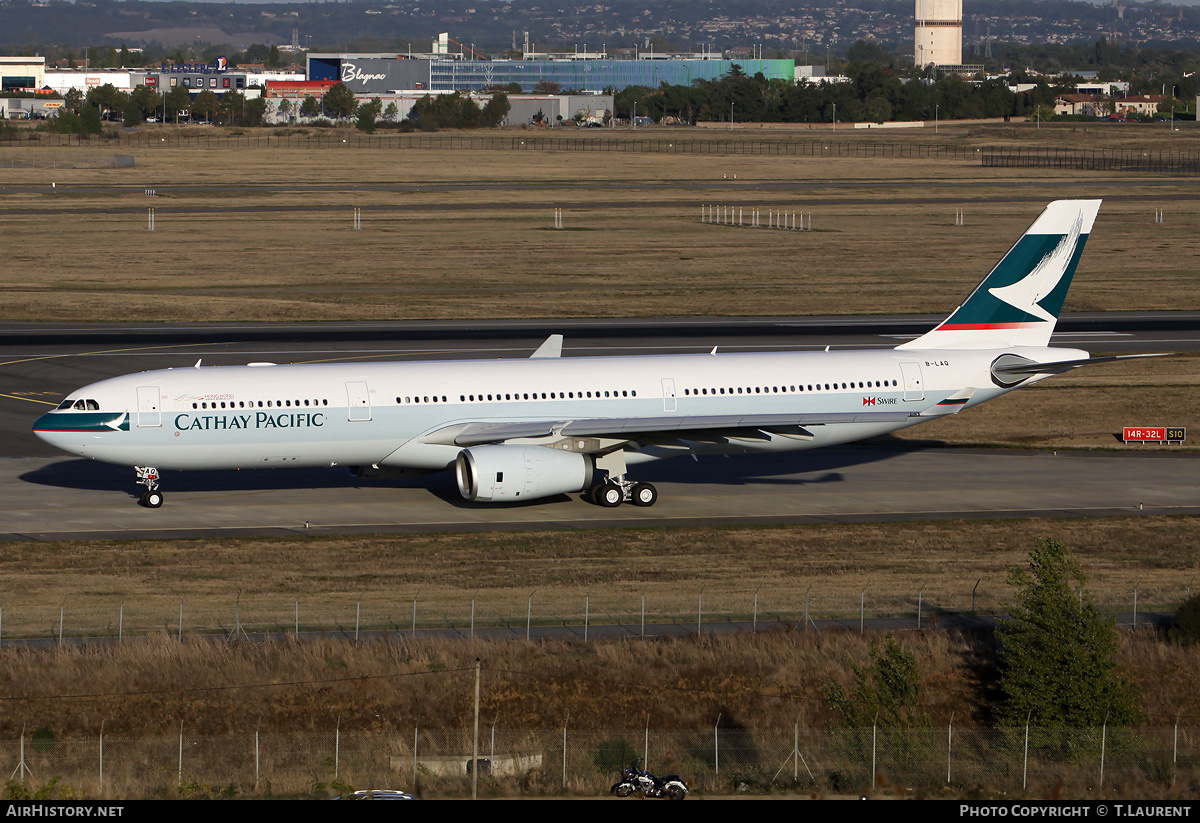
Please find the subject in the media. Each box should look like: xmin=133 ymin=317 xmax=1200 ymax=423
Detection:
xmin=992 ymin=352 xmax=1172 ymax=377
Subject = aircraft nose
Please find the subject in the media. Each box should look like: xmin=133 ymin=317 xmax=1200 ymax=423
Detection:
xmin=32 ymin=412 xmax=88 ymax=455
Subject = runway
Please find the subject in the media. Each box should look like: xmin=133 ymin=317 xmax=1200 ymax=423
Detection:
xmin=1 ymin=315 xmax=1196 ymax=540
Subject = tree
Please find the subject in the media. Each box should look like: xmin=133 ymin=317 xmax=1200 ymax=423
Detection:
xmin=129 ymin=84 xmax=161 ymax=120
xmin=122 ymin=97 xmax=143 ymax=127
xmin=323 ymin=82 xmax=357 ymax=120
xmin=277 ymin=97 xmax=294 ymax=124
xmin=824 ymin=635 xmax=928 ymax=729
xmin=166 ymin=84 xmax=191 ymax=123
xmin=1168 ymin=593 xmax=1200 ymax=645
xmin=479 ymin=91 xmax=510 ymax=127
xmin=995 ymin=538 xmax=1142 ymax=727
xmin=63 ymin=88 xmax=83 ymax=112
xmin=85 ymin=84 xmax=127 ymax=120
xmin=79 ymin=104 xmax=102 ymax=135
xmin=191 ymin=89 xmax=220 ymax=122
xmin=355 ymin=103 xmax=377 ymax=132
xmin=244 ymin=97 xmax=268 ymax=127
xmin=300 ymin=95 xmax=321 ymax=119
xmin=222 ymin=88 xmax=246 ymax=125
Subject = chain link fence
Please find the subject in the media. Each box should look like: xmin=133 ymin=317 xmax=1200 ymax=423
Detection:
xmin=3 ymin=725 xmax=1198 ymax=797
xmin=0 ymin=579 xmax=1184 ymax=644
xmin=4 ymin=132 xmax=1198 ymax=174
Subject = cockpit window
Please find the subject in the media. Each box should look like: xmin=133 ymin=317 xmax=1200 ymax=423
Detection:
xmin=86 ymin=399 xmax=99 ymax=410
xmin=60 ymin=399 xmax=99 ymax=411
xmin=74 ymin=400 xmax=88 ymax=410
xmin=58 ymin=400 xmax=74 ymax=410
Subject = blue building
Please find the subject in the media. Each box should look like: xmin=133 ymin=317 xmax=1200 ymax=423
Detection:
xmin=308 ymin=54 xmax=795 ymax=95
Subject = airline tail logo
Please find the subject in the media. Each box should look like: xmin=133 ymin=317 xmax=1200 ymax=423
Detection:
xmin=896 ymin=200 xmax=1100 ymax=351
xmin=985 ymin=212 xmax=1083 ymax=326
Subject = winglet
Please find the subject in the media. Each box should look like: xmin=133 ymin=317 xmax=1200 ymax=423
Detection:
xmin=530 ymin=334 xmax=563 ymax=359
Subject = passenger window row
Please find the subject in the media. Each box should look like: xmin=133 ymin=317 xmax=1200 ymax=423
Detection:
xmin=684 ymin=379 xmax=898 ymax=396
xmin=399 ymin=390 xmax=641 ymax=404
xmin=192 ymin=399 xmax=329 ymax=410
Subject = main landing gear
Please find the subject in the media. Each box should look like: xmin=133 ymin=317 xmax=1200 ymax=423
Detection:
xmin=135 ymin=466 xmax=163 ymax=508
xmin=589 ymin=475 xmax=658 ymax=508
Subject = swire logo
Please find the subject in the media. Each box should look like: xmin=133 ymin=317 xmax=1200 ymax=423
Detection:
xmin=863 ymin=397 xmax=876 ymax=406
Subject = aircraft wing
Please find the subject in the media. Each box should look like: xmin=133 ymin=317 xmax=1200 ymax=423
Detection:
xmin=423 ymin=410 xmax=916 ymax=449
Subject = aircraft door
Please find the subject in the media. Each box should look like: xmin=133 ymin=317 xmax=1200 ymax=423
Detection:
xmin=661 ymin=378 xmax=677 ymax=412
xmin=136 ymin=386 xmax=161 ymax=427
xmin=346 ymin=381 xmax=372 ymax=421
xmin=900 ymin=362 xmax=924 ymax=401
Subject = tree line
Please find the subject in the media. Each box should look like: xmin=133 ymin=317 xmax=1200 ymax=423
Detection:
xmin=614 ymin=64 xmax=1033 ymax=125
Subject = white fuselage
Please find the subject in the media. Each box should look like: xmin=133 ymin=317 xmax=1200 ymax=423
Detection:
xmin=33 ymin=345 xmax=1081 ymax=472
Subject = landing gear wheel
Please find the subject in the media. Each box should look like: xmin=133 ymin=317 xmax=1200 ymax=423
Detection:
xmin=629 ymin=482 xmax=658 ymax=507
xmin=141 ymin=490 xmax=164 ymax=509
xmin=595 ymin=481 xmax=623 ymax=508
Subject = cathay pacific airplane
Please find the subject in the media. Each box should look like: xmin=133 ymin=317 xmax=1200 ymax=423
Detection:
xmin=34 ymin=199 xmax=1148 ymax=509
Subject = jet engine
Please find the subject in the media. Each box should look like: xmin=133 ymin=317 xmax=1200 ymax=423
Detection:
xmin=455 ymin=445 xmax=593 ymax=503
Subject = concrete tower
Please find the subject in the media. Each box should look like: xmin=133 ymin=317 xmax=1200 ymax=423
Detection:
xmin=914 ymin=0 xmax=963 ymax=68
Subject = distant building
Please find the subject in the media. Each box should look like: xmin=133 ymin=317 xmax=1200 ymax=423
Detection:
xmin=1076 ymin=81 xmax=1130 ymax=97
xmin=1115 ymin=94 xmax=1166 ymax=117
xmin=0 ymin=56 xmax=46 ymax=93
xmin=308 ymin=53 xmax=794 ymax=95
xmin=1054 ymin=93 xmax=1100 ymax=116
xmin=264 ymin=87 xmax=612 ymax=126
xmin=914 ymin=0 xmax=963 ymax=68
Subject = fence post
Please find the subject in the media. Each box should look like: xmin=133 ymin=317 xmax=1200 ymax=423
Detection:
xmin=1100 ymin=714 xmax=1109 ymax=789
xmin=871 ymin=712 xmax=878 ymax=791
xmin=641 ymin=591 xmax=646 ymax=639
xmin=562 ymin=712 xmax=569 ymax=787
xmin=714 ymin=713 xmax=722 ymax=782
xmin=527 ymin=590 xmax=535 ymax=641
xmin=947 ymin=712 xmax=954 ymax=785
xmin=1173 ymin=716 xmax=1179 ymax=788
xmin=644 ymin=714 xmax=651 ymax=771
xmin=178 ymin=720 xmax=184 ymax=788
xmin=1023 ymin=712 xmax=1031 ymax=790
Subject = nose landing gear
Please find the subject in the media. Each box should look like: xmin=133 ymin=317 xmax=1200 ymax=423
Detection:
xmin=135 ymin=466 xmax=163 ymax=508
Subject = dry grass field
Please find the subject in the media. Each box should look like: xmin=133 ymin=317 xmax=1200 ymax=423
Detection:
xmin=0 ymin=122 xmax=1199 ymax=322
xmin=0 ymin=515 xmax=1195 ymax=651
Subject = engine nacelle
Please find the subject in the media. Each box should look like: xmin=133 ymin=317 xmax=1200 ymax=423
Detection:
xmin=455 ymin=445 xmax=593 ymax=503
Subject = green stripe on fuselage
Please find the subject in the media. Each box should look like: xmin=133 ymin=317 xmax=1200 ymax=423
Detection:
xmin=33 ymin=412 xmax=129 ymax=433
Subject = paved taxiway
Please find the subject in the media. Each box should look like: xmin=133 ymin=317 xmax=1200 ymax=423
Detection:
xmin=1 ymin=315 xmax=1195 ymax=540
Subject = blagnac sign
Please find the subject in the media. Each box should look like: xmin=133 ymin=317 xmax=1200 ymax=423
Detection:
xmin=331 ymin=57 xmax=428 ymax=93
xmin=340 ymin=62 xmax=387 ymax=85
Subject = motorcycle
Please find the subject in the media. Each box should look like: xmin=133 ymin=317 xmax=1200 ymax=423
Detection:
xmin=610 ymin=759 xmax=689 ymax=800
